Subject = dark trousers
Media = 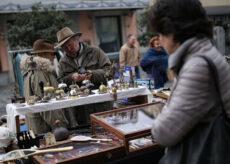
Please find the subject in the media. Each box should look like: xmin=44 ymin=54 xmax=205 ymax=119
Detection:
xmin=135 ymin=66 xmax=140 ymax=79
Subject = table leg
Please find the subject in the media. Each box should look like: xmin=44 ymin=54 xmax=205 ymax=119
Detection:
xmin=91 ymin=120 xmax=95 ymax=135
xmin=124 ymin=138 xmax=129 ymax=154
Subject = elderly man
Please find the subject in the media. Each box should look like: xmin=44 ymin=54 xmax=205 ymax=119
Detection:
xmin=56 ymin=27 xmax=113 ymax=125
xmin=119 ymin=34 xmax=141 ymax=79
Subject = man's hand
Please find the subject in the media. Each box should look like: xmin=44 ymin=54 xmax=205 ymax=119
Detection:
xmin=72 ymin=72 xmax=92 ymax=82
xmin=72 ymin=73 xmax=84 ymax=82
xmin=86 ymin=70 xmax=93 ymax=80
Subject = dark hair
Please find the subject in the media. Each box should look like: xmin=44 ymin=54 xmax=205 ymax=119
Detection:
xmin=127 ymin=34 xmax=135 ymax=40
xmin=148 ymin=0 xmax=213 ymax=43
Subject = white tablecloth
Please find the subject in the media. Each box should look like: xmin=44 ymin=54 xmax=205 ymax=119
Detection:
xmin=6 ymin=87 xmax=152 ymax=133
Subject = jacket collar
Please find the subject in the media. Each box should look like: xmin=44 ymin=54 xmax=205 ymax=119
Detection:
xmin=168 ymin=37 xmax=197 ymax=70
xmin=20 ymin=55 xmax=55 ymax=73
xmin=126 ymin=43 xmax=137 ymax=48
xmin=78 ymin=42 xmax=83 ymax=54
xmin=168 ymin=37 xmax=212 ymax=75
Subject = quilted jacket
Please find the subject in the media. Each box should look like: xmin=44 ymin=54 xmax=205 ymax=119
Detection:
xmin=151 ymin=37 xmax=230 ymax=147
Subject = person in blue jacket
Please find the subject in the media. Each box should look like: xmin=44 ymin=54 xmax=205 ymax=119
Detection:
xmin=140 ymin=35 xmax=168 ymax=89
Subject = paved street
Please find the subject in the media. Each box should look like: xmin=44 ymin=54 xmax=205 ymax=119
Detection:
xmin=0 ymin=72 xmax=13 ymax=116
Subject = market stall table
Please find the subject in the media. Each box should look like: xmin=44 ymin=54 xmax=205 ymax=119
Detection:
xmin=6 ymin=87 xmax=153 ymax=133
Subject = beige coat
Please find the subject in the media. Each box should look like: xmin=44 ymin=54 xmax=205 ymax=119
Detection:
xmin=20 ymin=55 xmax=75 ymax=134
xmin=119 ymin=43 xmax=140 ymax=67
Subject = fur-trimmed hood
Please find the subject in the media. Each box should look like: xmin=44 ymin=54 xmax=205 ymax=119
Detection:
xmin=20 ymin=55 xmax=55 ymax=74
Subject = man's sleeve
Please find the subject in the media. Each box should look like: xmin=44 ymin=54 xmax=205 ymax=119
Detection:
xmin=119 ymin=47 xmax=126 ymax=66
xmin=138 ymin=49 xmax=141 ymax=64
xmin=90 ymin=48 xmax=111 ymax=84
xmin=57 ymin=60 xmax=74 ymax=86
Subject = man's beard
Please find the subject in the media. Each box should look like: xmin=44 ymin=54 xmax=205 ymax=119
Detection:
xmin=66 ymin=51 xmax=77 ymax=58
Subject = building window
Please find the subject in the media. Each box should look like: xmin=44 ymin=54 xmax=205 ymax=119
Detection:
xmin=95 ymin=16 xmax=122 ymax=53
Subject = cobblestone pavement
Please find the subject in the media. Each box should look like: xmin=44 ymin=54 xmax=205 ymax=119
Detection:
xmin=0 ymin=72 xmax=14 ymax=117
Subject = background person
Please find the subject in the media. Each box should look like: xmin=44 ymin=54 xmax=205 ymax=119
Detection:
xmin=140 ymin=35 xmax=168 ymax=89
xmin=56 ymin=27 xmax=113 ymax=125
xmin=148 ymin=0 xmax=230 ymax=163
xmin=119 ymin=34 xmax=141 ymax=79
xmin=20 ymin=39 xmax=75 ymax=134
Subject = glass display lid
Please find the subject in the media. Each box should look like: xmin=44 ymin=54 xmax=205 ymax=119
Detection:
xmin=97 ymin=102 xmax=164 ymax=133
xmin=90 ymin=102 xmax=165 ymax=154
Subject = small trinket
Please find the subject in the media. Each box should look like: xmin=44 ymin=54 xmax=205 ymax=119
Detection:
xmin=125 ymin=82 xmax=129 ymax=90
xmin=39 ymin=81 xmax=54 ymax=102
xmin=83 ymin=80 xmax=95 ymax=94
xmin=44 ymin=132 xmax=56 ymax=146
xmin=58 ymin=82 xmax=67 ymax=90
xmin=121 ymin=83 xmax=125 ymax=90
xmin=111 ymin=86 xmax=117 ymax=100
xmin=55 ymin=89 xmax=66 ymax=100
xmin=69 ymin=89 xmax=78 ymax=99
xmin=80 ymin=80 xmax=94 ymax=96
xmin=117 ymin=82 xmax=121 ymax=90
xmin=134 ymin=81 xmax=138 ymax=88
xmin=27 ymin=96 xmax=35 ymax=105
xmin=69 ymin=82 xmax=81 ymax=98
xmin=99 ymin=83 xmax=107 ymax=94
xmin=55 ymin=82 xmax=67 ymax=100
xmin=44 ymin=154 xmax=54 ymax=158
xmin=43 ymin=83 xmax=55 ymax=101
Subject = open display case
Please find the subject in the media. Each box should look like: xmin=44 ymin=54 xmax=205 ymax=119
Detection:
xmin=90 ymin=102 xmax=164 ymax=154
xmin=32 ymin=140 xmax=125 ymax=164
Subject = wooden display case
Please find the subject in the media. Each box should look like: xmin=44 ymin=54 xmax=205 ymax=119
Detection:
xmin=32 ymin=140 xmax=125 ymax=164
xmin=90 ymin=102 xmax=164 ymax=154
xmin=152 ymin=89 xmax=171 ymax=99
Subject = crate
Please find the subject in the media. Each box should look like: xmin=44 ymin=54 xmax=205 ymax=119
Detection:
xmin=135 ymin=78 xmax=154 ymax=89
